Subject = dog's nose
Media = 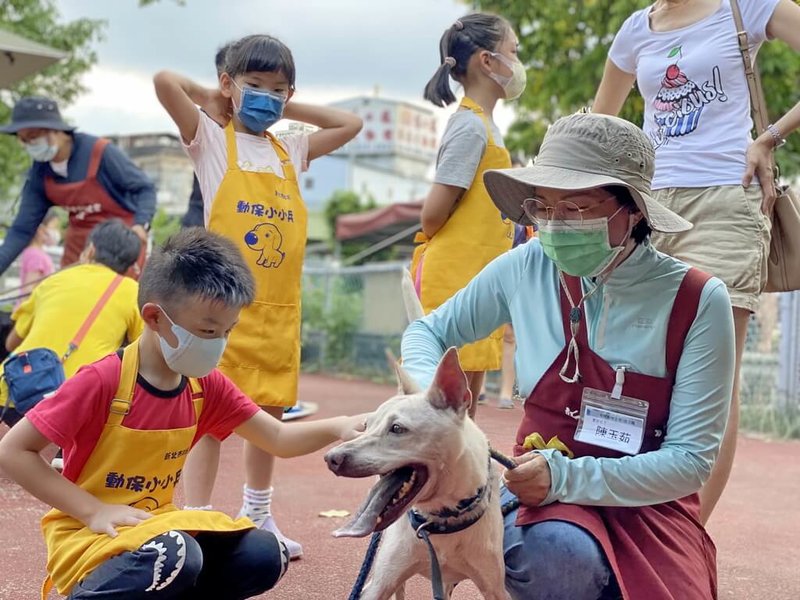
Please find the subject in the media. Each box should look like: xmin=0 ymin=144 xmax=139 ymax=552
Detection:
xmin=325 ymin=449 xmax=348 ymax=474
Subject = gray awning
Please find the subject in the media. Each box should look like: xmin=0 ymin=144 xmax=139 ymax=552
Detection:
xmin=0 ymin=28 xmax=67 ymax=88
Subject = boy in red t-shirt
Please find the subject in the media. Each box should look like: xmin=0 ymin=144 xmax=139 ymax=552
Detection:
xmin=0 ymin=229 xmax=366 ymax=599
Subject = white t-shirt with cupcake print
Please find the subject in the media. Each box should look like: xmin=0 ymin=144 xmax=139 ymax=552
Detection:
xmin=609 ymin=0 xmax=780 ymax=189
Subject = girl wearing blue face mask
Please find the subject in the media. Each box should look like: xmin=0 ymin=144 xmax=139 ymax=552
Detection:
xmin=154 ymin=34 xmax=362 ymax=561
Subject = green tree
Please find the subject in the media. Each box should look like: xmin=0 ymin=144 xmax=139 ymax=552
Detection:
xmin=149 ymin=206 xmax=181 ymax=246
xmin=0 ymin=1 xmax=104 ymax=201
xmin=323 ymin=189 xmax=395 ymax=263
xmin=474 ymin=0 xmax=800 ymax=175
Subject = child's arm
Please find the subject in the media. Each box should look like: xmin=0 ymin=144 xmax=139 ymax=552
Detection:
xmin=5 ymin=327 xmax=23 ymax=352
xmin=153 ymin=71 xmax=230 ymax=143
xmin=234 ymin=411 xmax=367 ymax=458
xmin=282 ymin=102 xmax=362 ymax=162
xmin=0 ymin=419 xmax=150 ymax=537
xmin=420 ymin=184 xmax=464 ymax=238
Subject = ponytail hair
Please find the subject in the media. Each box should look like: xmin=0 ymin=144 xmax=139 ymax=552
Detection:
xmin=423 ymin=13 xmax=511 ymax=107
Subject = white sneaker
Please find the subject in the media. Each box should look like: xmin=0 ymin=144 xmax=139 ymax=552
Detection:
xmin=243 ymin=512 xmax=303 ymax=560
xmin=497 ymin=397 xmax=515 ymax=409
xmin=51 ymin=448 xmax=64 ymax=472
xmin=282 ymin=401 xmax=319 ymax=422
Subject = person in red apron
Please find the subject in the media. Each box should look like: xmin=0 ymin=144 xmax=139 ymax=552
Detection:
xmin=400 ymin=113 xmax=736 ymax=599
xmin=0 ymin=228 xmax=366 ymax=599
xmin=0 ymin=96 xmax=156 ymax=278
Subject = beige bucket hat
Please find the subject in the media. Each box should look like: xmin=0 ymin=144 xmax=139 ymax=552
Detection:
xmin=484 ymin=112 xmax=692 ymax=233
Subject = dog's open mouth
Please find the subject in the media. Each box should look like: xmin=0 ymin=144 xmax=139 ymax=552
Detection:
xmin=333 ymin=464 xmax=429 ymax=538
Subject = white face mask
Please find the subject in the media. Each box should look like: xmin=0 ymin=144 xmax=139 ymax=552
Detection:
xmin=489 ymin=53 xmax=527 ymax=101
xmin=24 ymin=135 xmax=58 ymax=162
xmin=157 ymin=307 xmax=227 ymax=378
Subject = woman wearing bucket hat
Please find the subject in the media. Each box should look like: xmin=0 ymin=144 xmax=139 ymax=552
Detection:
xmin=0 ymin=96 xmax=156 ymax=277
xmin=401 ymin=113 xmax=734 ymax=600
xmin=592 ymin=0 xmax=800 ymax=525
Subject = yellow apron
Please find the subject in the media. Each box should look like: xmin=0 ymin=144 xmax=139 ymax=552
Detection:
xmin=410 ymin=97 xmax=513 ymax=371
xmin=40 ymin=341 xmax=253 ymax=598
xmin=208 ymin=123 xmax=307 ymax=407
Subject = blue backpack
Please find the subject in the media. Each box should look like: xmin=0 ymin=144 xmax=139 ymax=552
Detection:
xmin=4 ymin=348 xmax=66 ymax=414
xmin=2 ymin=274 xmax=124 ymax=416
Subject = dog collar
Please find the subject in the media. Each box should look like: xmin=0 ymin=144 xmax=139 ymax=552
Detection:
xmin=406 ymin=454 xmax=493 ymax=536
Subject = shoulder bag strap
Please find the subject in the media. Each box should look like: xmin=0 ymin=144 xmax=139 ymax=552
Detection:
xmin=62 ymin=274 xmax=125 ymax=361
xmin=730 ymin=0 xmax=779 ymax=180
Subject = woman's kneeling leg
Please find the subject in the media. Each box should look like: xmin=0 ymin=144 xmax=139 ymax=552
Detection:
xmin=502 ymin=488 xmax=617 ymax=600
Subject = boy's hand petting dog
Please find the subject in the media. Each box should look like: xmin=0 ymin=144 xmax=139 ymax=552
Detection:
xmin=503 ymin=452 xmax=552 ymax=507
xmin=339 ymin=413 xmax=370 ymax=442
xmin=87 ymin=503 xmax=152 ymax=538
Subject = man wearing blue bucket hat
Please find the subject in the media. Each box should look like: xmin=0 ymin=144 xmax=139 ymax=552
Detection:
xmin=0 ymin=96 xmax=156 ymax=277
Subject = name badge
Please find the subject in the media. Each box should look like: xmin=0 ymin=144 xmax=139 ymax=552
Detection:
xmin=574 ymin=387 xmax=649 ymax=455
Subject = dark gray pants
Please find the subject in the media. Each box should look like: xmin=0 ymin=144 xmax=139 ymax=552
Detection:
xmin=68 ymin=529 xmax=289 ymax=599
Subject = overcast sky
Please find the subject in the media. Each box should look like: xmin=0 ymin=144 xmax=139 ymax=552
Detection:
xmin=56 ymin=0 xmax=515 ymax=138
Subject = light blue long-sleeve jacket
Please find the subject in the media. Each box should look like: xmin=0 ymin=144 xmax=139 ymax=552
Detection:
xmin=401 ymin=240 xmax=735 ymax=507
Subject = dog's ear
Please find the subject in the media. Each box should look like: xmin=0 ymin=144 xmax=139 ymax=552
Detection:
xmin=386 ymin=348 xmax=421 ymax=395
xmin=428 ymin=347 xmax=470 ymax=415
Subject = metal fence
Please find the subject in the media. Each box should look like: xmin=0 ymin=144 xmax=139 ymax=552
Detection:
xmin=0 ymin=245 xmax=63 ymax=309
xmin=301 ymin=261 xmax=407 ymax=378
xmin=298 ymin=261 xmax=789 ymax=411
xmin=0 ymin=251 xmax=790 ymax=432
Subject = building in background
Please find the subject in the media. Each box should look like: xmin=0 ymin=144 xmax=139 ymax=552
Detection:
xmin=105 ymin=96 xmax=438 ymax=241
xmin=289 ymin=96 xmax=436 ymax=211
xmin=106 ymin=132 xmax=194 ymax=217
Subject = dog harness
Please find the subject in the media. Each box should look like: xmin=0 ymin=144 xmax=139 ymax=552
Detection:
xmin=349 ymin=452 xmax=498 ymax=600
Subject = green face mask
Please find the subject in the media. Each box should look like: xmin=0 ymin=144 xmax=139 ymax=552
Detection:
xmin=538 ymin=211 xmax=628 ymax=277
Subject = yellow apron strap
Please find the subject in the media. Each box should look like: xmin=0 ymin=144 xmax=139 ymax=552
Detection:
xmin=41 ymin=574 xmax=53 ymax=600
xmin=459 ymin=96 xmax=498 ymax=147
xmin=108 ymin=342 xmax=140 ymax=426
xmin=224 ymin=121 xmax=239 ymax=171
xmin=264 ymin=132 xmax=297 ymax=181
xmin=188 ymin=377 xmax=205 ymax=415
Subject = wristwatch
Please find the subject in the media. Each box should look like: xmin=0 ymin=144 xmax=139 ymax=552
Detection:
xmin=766 ymin=124 xmax=786 ymax=149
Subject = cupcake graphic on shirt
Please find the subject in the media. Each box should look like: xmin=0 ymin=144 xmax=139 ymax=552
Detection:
xmin=654 ymin=61 xmax=704 ymax=137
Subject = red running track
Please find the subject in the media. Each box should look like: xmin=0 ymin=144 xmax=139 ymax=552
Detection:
xmin=1 ymin=373 xmax=798 ymax=599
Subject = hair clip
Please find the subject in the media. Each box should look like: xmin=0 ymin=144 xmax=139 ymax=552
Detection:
xmin=443 ymin=56 xmax=456 ymax=68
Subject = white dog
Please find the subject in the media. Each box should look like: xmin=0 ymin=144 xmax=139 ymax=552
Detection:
xmin=324 ymin=270 xmax=508 ymax=600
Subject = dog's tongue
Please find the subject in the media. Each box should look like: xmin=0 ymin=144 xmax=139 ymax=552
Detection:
xmin=333 ymin=470 xmax=407 ymax=538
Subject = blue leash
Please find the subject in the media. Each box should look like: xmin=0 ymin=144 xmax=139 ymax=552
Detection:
xmin=490 ymin=447 xmax=521 ymax=516
xmin=348 ymin=531 xmax=383 ymax=600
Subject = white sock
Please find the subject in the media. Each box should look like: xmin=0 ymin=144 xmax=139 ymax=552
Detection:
xmin=242 ymin=485 xmax=273 ymax=519
xmin=183 ymin=505 xmax=213 ymax=511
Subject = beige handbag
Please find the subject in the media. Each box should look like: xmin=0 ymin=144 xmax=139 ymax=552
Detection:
xmin=731 ymin=0 xmax=800 ymax=293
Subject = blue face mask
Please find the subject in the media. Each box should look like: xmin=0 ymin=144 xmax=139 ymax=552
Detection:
xmin=232 ymin=81 xmax=286 ymax=133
